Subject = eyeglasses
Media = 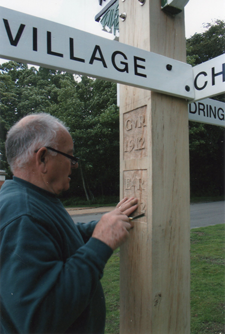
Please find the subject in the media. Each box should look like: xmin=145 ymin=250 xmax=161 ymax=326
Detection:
xmin=35 ymin=146 xmax=79 ymax=166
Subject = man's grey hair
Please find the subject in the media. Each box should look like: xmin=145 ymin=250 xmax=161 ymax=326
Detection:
xmin=5 ymin=113 xmax=69 ymax=172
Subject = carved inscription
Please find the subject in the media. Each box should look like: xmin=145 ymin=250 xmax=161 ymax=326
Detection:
xmin=123 ymin=106 xmax=147 ymax=160
xmin=124 ymin=170 xmax=147 ymax=220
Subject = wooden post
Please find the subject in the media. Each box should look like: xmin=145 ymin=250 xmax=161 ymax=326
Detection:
xmin=119 ymin=0 xmax=190 ymax=333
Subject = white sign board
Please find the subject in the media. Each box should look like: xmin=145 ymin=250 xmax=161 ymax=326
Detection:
xmin=0 ymin=6 xmax=194 ymax=100
xmin=193 ymin=54 xmax=225 ymax=101
xmin=188 ymin=98 xmax=225 ymax=127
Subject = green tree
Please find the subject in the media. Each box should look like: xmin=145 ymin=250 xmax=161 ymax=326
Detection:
xmin=0 ymin=61 xmax=27 ymax=174
xmin=187 ymin=20 xmax=225 ymax=66
xmin=0 ymin=63 xmax=119 ymax=200
xmin=0 ymin=61 xmax=74 ymax=175
xmin=51 ymin=76 xmax=119 ymax=200
xmin=187 ymin=20 xmax=225 ymax=197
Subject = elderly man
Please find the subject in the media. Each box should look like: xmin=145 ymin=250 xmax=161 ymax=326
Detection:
xmin=0 ymin=113 xmax=138 ymax=334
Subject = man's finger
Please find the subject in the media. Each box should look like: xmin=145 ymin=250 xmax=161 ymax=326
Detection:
xmin=117 ymin=197 xmax=135 ymax=209
xmin=124 ymin=221 xmax=132 ymax=231
xmin=119 ymin=198 xmax=138 ymax=211
xmin=116 ymin=197 xmax=129 ymax=208
xmin=123 ymin=204 xmax=138 ymax=217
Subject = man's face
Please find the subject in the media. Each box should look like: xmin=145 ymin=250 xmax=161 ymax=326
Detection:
xmin=46 ymin=129 xmax=76 ymax=195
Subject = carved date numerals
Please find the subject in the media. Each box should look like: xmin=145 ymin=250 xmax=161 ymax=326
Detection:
xmin=123 ymin=106 xmax=147 ymax=160
xmin=124 ymin=136 xmax=145 ymax=152
xmin=124 ymin=170 xmax=147 ymax=216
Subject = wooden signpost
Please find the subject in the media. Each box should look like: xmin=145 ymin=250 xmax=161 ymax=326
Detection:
xmin=1 ymin=2 xmax=224 ymax=333
xmin=119 ymin=0 xmax=190 ymax=333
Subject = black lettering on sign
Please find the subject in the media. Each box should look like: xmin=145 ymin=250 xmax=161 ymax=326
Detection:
xmin=3 ymin=19 xmax=25 ymax=46
xmin=189 ymin=102 xmax=225 ymax=122
xmin=194 ymin=71 xmax=207 ymax=90
xmin=189 ymin=102 xmax=197 ymax=114
xmin=69 ymin=38 xmax=85 ymax=63
xmin=111 ymin=51 xmax=128 ymax=73
xmin=209 ymin=105 xmax=216 ymax=119
xmin=198 ymin=102 xmax=205 ymax=116
xmin=212 ymin=63 xmax=225 ymax=86
xmin=89 ymin=45 xmax=107 ymax=68
xmin=47 ymin=31 xmax=63 ymax=57
xmin=134 ymin=56 xmax=147 ymax=78
xmin=218 ymin=108 xmax=224 ymax=121
xmin=33 ymin=27 xmax=37 ymax=51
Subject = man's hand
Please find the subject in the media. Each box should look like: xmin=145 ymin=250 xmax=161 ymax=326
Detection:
xmin=92 ymin=198 xmax=138 ymax=250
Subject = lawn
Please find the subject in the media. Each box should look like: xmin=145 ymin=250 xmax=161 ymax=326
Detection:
xmin=101 ymin=224 xmax=225 ymax=334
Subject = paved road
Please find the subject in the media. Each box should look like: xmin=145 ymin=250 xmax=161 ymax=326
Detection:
xmin=71 ymin=201 xmax=225 ymax=229
xmin=190 ymin=201 xmax=224 ymax=228
xmin=71 ymin=213 xmax=108 ymax=224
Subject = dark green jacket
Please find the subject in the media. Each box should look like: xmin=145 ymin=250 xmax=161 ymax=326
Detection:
xmin=0 ymin=177 xmax=112 ymax=334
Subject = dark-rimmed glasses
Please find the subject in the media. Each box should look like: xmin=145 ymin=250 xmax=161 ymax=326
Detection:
xmin=34 ymin=146 xmax=79 ymax=166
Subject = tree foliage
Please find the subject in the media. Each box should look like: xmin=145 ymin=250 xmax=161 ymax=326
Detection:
xmin=0 ymin=64 xmax=119 ymax=200
xmin=187 ymin=20 xmax=225 ymax=197
xmin=186 ymin=20 xmax=225 ymax=66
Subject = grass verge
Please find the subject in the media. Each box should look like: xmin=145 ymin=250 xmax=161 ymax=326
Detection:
xmin=101 ymin=224 xmax=225 ymax=334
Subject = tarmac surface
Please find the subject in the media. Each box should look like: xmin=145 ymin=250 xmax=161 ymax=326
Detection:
xmin=190 ymin=201 xmax=225 ymax=228
xmin=67 ymin=201 xmax=225 ymax=229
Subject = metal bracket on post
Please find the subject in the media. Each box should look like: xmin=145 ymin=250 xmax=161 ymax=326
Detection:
xmin=119 ymin=13 xmax=127 ymax=21
xmin=161 ymin=0 xmax=189 ymax=15
xmin=138 ymin=0 xmax=146 ymax=5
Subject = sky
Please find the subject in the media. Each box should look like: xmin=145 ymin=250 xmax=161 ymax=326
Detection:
xmin=0 ymin=0 xmax=224 ymax=40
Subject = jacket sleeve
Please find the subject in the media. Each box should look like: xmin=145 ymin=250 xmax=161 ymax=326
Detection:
xmin=75 ymin=220 xmax=99 ymax=243
xmin=0 ymin=215 xmax=113 ymax=334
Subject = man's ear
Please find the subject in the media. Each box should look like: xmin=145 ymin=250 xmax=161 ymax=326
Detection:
xmin=36 ymin=147 xmax=48 ymax=173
